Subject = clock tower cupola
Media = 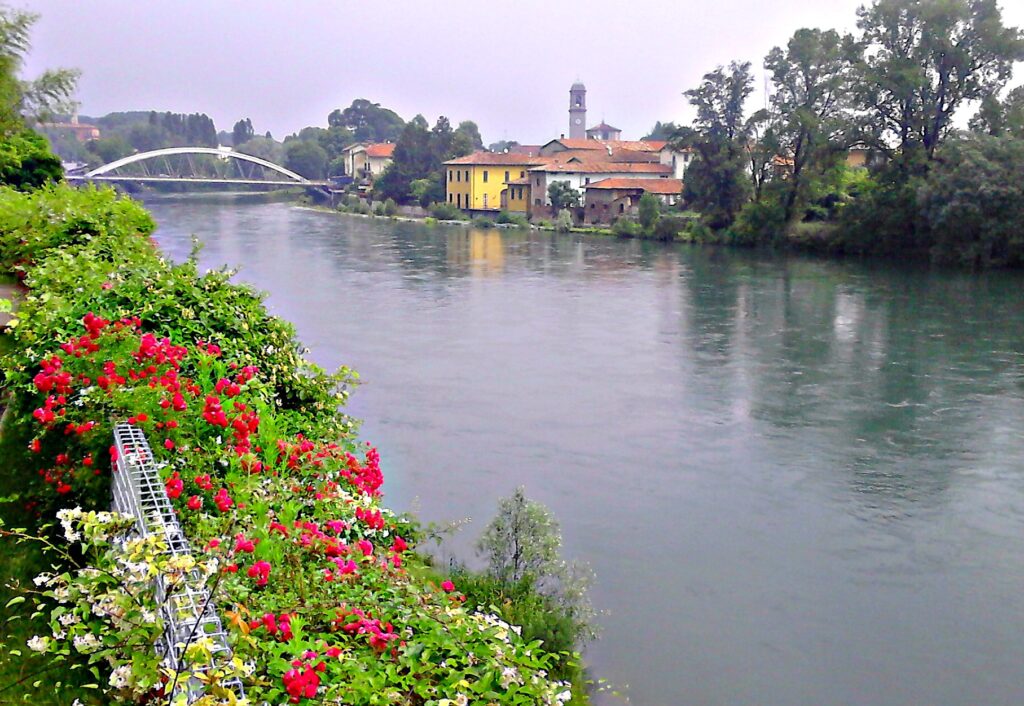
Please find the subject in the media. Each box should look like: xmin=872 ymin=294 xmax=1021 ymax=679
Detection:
xmin=569 ymin=81 xmax=586 ymax=139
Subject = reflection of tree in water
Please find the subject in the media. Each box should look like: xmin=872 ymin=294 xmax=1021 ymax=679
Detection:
xmin=729 ymin=260 xmax=1024 ymax=509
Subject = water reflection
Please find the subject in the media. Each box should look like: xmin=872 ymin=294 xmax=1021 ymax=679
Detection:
xmin=147 ymin=197 xmax=1024 ymax=706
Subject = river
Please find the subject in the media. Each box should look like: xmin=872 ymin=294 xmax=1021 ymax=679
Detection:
xmin=147 ymin=195 xmax=1024 ymax=706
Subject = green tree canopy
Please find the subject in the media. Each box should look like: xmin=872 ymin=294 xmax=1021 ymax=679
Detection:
xmin=674 ymin=61 xmax=755 ymax=228
xmin=283 ymin=139 xmax=327 ymax=178
xmin=328 ymin=99 xmax=405 ymax=143
xmin=232 ymin=118 xmax=254 ymax=147
xmin=850 ymin=0 xmax=1024 ymax=169
xmin=547 ymin=180 xmax=579 ymax=210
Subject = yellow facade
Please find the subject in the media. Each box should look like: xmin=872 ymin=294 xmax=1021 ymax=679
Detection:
xmin=444 ymin=155 xmax=536 ymax=212
xmin=504 ymin=182 xmax=531 ymax=213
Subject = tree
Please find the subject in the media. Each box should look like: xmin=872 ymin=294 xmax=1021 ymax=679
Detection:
xmin=765 ymin=28 xmax=854 ymax=223
xmin=232 ymin=118 xmax=254 ymax=147
xmin=642 ymin=120 xmax=680 ymax=141
xmin=850 ymin=0 xmax=1024 ymax=170
xmin=0 ymin=6 xmax=78 ymax=135
xmin=638 ymin=192 xmax=660 ymax=231
xmin=0 ymin=128 xmax=62 ymax=189
xmin=86 ymin=135 xmax=133 ymax=164
xmin=674 ymin=61 xmax=754 ymax=228
xmin=317 ymin=125 xmax=354 ymax=162
xmin=917 ymin=134 xmax=1024 ymax=267
xmin=477 ymin=487 xmax=560 ymax=585
xmin=547 ymin=180 xmax=579 ymax=210
xmin=328 ymin=99 xmax=405 ymax=143
xmin=283 ymin=139 xmax=327 ymax=178
xmin=235 ymin=135 xmax=284 ymax=165
xmin=476 ymin=488 xmax=596 ymax=644
xmin=454 ymin=120 xmax=484 ymax=152
xmin=970 ymin=85 xmax=1024 ymax=137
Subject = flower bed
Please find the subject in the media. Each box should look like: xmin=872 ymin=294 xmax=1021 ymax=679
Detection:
xmin=0 ymin=185 xmax=573 ymax=706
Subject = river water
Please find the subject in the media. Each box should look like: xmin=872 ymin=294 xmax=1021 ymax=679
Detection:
xmin=148 ymin=196 xmax=1024 ymax=706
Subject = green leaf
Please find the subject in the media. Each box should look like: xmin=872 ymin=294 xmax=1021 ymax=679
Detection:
xmin=5 ymin=596 xmax=26 ymax=608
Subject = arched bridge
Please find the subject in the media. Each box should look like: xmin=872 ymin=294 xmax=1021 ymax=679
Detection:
xmin=67 ymin=146 xmax=331 ymax=190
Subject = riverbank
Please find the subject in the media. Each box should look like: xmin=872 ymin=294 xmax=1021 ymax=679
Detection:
xmin=0 ymin=185 xmax=588 ymax=706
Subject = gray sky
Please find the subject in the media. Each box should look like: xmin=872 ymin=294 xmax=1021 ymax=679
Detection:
xmin=20 ymin=0 xmax=1024 ymax=145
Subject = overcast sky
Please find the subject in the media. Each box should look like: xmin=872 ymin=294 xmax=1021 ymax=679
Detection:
xmin=20 ymin=0 xmax=1024 ymax=145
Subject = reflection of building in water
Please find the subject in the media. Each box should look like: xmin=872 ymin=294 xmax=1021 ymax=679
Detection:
xmin=446 ymin=229 xmax=506 ymax=277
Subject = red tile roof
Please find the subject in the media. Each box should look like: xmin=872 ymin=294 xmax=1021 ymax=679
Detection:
xmin=542 ymin=138 xmax=669 ymax=153
xmin=365 ymin=143 xmax=395 ymax=158
xmin=585 ymin=178 xmax=683 ymax=194
xmin=533 ymin=162 xmax=673 ymax=175
xmin=444 ymin=151 xmax=550 ymax=166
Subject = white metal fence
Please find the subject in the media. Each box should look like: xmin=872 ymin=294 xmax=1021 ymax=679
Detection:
xmin=111 ymin=422 xmax=245 ymax=704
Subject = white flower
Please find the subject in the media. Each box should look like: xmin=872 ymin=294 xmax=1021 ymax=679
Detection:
xmin=454 ymin=695 xmax=468 ymax=706
xmin=59 ymin=612 xmax=79 ymax=627
xmin=33 ymin=572 xmax=55 ymax=587
xmin=499 ymin=666 xmax=522 ymax=689
xmin=556 ymin=688 xmax=572 ymax=704
xmin=73 ymin=632 xmax=100 ymax=653
xmin=27 ymin=635 xmax=49 ymax=652
xmin=109 ymin=664 xmax=132 ymax=689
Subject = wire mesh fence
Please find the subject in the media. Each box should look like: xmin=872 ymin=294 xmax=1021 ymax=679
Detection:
xmin=111 ymin=422 xmax=245 ymax=704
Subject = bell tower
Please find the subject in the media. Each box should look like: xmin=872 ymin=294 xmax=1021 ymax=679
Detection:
xmin=569 ymin=81 xmax=586 ymax=139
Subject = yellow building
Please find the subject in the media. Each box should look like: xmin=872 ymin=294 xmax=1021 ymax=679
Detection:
xmin=503 ymin=178 xmax=531 ymax=214
xmin=444 ymin=152 xmax=547 ymax=212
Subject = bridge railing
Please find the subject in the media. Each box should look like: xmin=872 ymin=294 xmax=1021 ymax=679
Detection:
xmin=111 ymin=422 xmax=245 ymax=704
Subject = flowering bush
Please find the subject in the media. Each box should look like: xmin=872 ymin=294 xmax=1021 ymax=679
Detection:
xmin=0 ymin=185 xmax=578 ymax=705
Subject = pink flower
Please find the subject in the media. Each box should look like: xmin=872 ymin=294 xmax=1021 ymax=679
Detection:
xmin=247 ymin=560 xmax=271 ymax=587
xmin=165 ymin=472 xmax=183 ymax=499
xmin=357 ymin=539 xmax=373 ymax=557
xmin=233 ymin=533 xmax=257 ymax=553
xmin=187 ymin=495 xmax=202 ymax=511
xmin=164 ymin=438 xmax=175 ymax=450
xmin=441 ymin=580 xmax=455 ymax=593
xmin=214 ymin=488 xmax=234 ymax=512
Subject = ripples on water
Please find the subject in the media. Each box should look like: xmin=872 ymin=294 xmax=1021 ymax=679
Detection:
xmin=148 ymin=197 xmax=1024 ymax=706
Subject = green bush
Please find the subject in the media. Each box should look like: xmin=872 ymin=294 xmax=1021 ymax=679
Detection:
xmin=471 ymin=215 xmax=495 ymax=228
xmin=729 ymin=199 xmax=787 ymax=246
xmin=429 ymin=201 xmax=464 ymax=220
xmin=653 ymin=215 xmax=687 ymax=241
xmin=383 ymin=197 xmax=399 ymax=217
xmin=555 ymin=209 xmax=573 ymax=233
xmin=612 ymin=218 xmax=642 ymax=238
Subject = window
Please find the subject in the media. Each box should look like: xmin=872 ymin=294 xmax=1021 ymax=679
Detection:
xmin=504 ymin=171 xmax=510 ymax=183
xmin=520 ymin=171 xmax=525 ymax=178
xmin=449 ymin=170 xmax=453 ymax=181
xmin=536 ymin=178 xmax=541 ymax=187
xmin=457 ymin=194 xmax=461 ymax=208
xmin=483 ymin=194 xmax=488 ymax=208
xmin=585 ymin=177 xmax=590 ymax=185
xmin=483 ymin=171 xmax=489 ymax=183
xmin=449 ymin=193 xmax=453 ymax=203
xmin=590 ymin=203 xmax=595 ymax=209
xmin=517 ymin=187 xmax=523 ymax=200
xmin=534 ymin=198 xmax=541 ymax=205
xmin=456 ymin=170 xmax=461 ymax=182
xmin=619 ymin=203 xmax=624 ymax=212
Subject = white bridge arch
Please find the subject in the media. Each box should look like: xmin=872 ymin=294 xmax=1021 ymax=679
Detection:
xmin=84 ymin=146 xmax=314 ymax=184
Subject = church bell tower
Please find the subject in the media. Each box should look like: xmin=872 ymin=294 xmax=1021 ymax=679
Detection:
xmin=569 ymin=81 xmax=586 ymax=139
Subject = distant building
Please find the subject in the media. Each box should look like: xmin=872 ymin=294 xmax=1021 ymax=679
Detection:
xmin=586 ymin=121 xmax=622 ymax=141
xmin=443 ymin=152 xmax=549 ymax=212
xmin=41 ymin=113 xmax=100 ymax=142
xmin=583 ymin=178 xmax=683 ymax=224
xmin=527 ymin=161 xmax=673 ymax=217
xmin=569 ymin=82 xmax=587 ymax=139
xmin=341 ymin=142 xmax=395 ymax=180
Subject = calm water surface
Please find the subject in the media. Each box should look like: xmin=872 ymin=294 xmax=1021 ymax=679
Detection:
xmin=148 ymin=196 xmax=1024 ymax=706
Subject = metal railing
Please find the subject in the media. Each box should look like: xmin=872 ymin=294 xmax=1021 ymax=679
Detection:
xmin=111 ymin=422 xmax=244 ymax=704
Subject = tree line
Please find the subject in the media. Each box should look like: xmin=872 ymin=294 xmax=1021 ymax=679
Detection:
xmin=668 ymin=0 xmax=1024 ymax=267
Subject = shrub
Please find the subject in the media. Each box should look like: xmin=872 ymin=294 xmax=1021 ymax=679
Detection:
xmin=612 ymin=218 xmax=642 ymax=238
xmin=653 ymin=215 xmax=687 ymax=241
xmin=429 ymin=202 xmax=463 ymax=221
xmin=638 ymin=193 xmax=660 ymax=232
xmin=471 ymin=216 xmax=495 ymax=228
xmin=383 ymin=197 xmax=399 ymax=217
xmin=555 ymin=209 xmax=573 ymax=233
xmin=729 ymin=199 xmax=788 ymax=246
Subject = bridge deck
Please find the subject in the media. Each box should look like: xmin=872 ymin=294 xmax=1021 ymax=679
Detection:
xmin=67 ymin=175 xmax=332 ymax=187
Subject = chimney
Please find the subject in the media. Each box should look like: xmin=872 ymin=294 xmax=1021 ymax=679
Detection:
xmin=560 ymin=133 xmax=565 ymax=139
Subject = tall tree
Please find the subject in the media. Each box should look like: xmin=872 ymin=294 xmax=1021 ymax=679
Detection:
xmin=454 ymin=120 xmax=484 ymax=152
xmin=673 ymin=61 xmax=755 ymax=228
xmin=328 ymin=99 xmax=405 ymax=143
xmin=232 ymin=118 xmax=254 ymax=148
xmin=970 ymin=85 xmax=1024 ymax=137
xmin=850 ymin=0 xmax=1024 ymax=170
xmin=765 ymin=28 xmax=854 ymax=223
xmin=283 ymin=139 xmax=327 ymax=178
xmin=642 ymin=120 xmax=680 ymax=141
